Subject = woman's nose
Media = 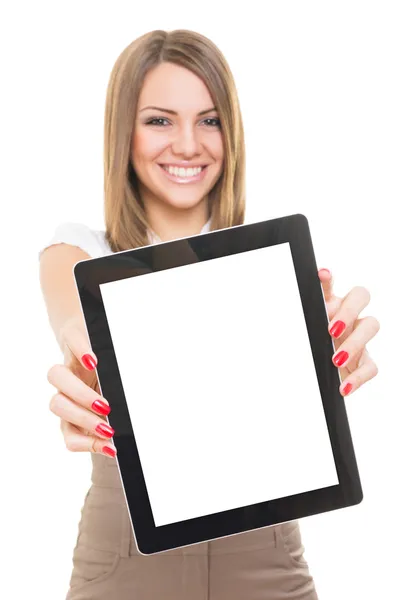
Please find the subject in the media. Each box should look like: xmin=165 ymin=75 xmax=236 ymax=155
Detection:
xmin=171 ymin=124 xmax=202 ymax=158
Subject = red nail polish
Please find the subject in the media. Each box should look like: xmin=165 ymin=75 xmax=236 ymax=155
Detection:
xmin=329 ymin=320 xmax=346 ymax=338
xmin=342 ymin=383 xmax=353 ymax=396
xmin=92 ymin=399 xmax=110 ymax=416
xmin=82 ymin=354 xmax=97 ymax=371
xmin=333 ymin=350 xmax=349 ymax=367
xmin=95 ymin=422 xmax=114 ymax=438
xmin=102 ymin=446 xmax=116 ymax=458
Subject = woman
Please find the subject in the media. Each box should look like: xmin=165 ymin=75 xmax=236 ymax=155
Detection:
xmin=39 ymin=29 xmax=379 ymax=599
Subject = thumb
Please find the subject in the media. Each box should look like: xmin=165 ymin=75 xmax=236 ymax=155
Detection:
xmin=60 ymin=316 xmax=97 ymax=372
xmin=318 ymin=268 xmax=335 ymax=303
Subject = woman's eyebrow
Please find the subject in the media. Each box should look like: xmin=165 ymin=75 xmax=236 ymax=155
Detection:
xmin=139 ymin=106 xmax=217 ymax=116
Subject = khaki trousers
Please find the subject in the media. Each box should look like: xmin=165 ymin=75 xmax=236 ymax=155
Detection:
xmin=66 ymin=453 xmax=319 ymax=599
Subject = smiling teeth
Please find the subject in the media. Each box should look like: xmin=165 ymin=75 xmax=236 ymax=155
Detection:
xmin=163 ymin=166 xmax=203 ymax=177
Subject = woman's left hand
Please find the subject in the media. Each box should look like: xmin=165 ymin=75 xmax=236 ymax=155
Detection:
xmin=318 ymin=268 xmax=380 ymax=397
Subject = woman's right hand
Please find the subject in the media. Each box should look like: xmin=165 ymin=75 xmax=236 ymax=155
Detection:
xmin=47 ymin=316 xmax=117 ymax=458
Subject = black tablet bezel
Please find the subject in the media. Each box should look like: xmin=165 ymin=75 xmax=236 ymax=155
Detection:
xmin=74 ymin=213 xmax=362 ymax=555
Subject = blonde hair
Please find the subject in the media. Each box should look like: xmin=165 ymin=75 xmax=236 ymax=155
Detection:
xmin=104 ymin=29 xmax=246 ymax=252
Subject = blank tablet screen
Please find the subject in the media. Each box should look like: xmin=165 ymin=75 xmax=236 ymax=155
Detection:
xmin=99 ymin=241 xmax=339 ymax=528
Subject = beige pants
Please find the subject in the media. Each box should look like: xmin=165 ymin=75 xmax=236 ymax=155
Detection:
xmin=66 ymin=453 xmax=319 ymax=599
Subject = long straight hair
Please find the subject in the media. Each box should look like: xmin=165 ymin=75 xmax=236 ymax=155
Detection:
xmin=104 ymin=29 xmax=246 ymax=252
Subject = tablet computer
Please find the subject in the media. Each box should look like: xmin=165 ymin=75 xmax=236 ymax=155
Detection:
xmin=73 ymin=213 xmax=362 ymax=555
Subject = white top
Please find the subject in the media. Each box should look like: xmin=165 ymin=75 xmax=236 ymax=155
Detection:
xmin=38 ymin=218 xmax=212 ymax=260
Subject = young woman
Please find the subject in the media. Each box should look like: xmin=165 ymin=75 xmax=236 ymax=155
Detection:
xmin=39 ymin=29 xmax=379 ymax=600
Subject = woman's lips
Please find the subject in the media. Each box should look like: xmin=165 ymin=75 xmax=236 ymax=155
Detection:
xmin=158 ymin=164 xmax=208 ymax=184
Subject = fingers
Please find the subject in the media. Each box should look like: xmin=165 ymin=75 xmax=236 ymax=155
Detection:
xmin=47 ymin=364 xmax=110 ymax=416
xmin=331 ymin=316 xmax=380 ymax=370
xmin=49 ymin=318 xmax=117 ymax=457
xmin=50 ymin=391 xmax=114 ymax=440
xmin=59 ymin=316 xmax=98 ymax=371
xmin=327 ymin=286 xmax=371 ymax=338
xmin=328 ymin=313 xmax=380 ymax=396
xmin=338 ymin=349 xmax=379 ymax=397
xmin=60 ymin=419 xmax=117 ymax=457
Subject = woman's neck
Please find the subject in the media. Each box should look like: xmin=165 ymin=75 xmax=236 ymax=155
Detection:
xmin=145 ymin=196 xmax=210 ymax=243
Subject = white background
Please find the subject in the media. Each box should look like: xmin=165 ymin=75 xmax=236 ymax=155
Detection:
xmin=100 ymin=244 xmax=338 ymax=526
xmin=1 ymin=1 xmax=398 ymax=598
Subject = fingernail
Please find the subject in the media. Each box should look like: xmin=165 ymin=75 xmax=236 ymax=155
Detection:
xmin=329 ymin=320 xmax=346 ymax=338
xmin=320 ymin=268 xmax=331 ymax=276
xmin=82 ymin=354 xmax=97 ymax=371
xmin=102 ymin=446 xmax=116 ymax=458
xmin=342 ymin=382 xmax=353 ymax=396
xmin=95 ymin=422 xmax=114 ymax=438
xmin=333 ymin=350 xmax=349 ymax=367
xmin=92 ymin=399 xmax=110 ymax=416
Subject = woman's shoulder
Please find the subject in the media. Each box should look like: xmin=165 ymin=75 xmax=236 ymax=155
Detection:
xmin=38 ymin=221 xmax=113 ymax=260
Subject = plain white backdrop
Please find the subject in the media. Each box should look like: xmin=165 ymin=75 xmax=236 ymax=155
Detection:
xmin=1 ymin=1 xmax=399 ymax=598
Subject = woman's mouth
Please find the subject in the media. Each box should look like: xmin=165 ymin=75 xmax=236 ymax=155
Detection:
xmin=158 ymin=164 xmax=208 ymax=184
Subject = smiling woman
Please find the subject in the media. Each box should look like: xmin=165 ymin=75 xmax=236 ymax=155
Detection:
xmin=39 ymin=29 xmax=321 ymax=600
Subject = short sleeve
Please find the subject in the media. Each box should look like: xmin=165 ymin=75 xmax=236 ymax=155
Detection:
xmin=38 ymin=222 xmax=107 ymax=261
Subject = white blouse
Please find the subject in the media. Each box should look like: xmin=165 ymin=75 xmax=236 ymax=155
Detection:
xmin=38 ymin=218 xmax=212 ymax=260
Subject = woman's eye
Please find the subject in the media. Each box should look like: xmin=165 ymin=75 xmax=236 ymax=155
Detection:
xmin=202 ymin=117 xmax=221 ymax=128
xmin=146 ymin=118 xmax=170 ymax=126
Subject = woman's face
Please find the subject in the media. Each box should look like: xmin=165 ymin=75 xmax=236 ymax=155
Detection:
xmin=131 ymin=62 xmax=224 ymax=212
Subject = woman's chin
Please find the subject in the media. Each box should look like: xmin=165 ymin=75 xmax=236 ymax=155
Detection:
xmin=157 ymin=191 xmax=208 ymax=211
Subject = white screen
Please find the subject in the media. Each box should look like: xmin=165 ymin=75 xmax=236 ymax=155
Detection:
xmin=99 ymin=242 xmax=339 ymax=527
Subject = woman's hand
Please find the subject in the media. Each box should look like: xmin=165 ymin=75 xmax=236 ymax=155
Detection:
xmin=47 ymin=316 xmax=117 ymax=458
xmin=318 ymin=268 xmax=380 ymax=397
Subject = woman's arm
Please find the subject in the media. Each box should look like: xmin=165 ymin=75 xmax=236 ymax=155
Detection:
xmin=39 ymin=243 xmax=91 ymax=352
xmin=39 ymin=243 xmax=116 ymax=455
